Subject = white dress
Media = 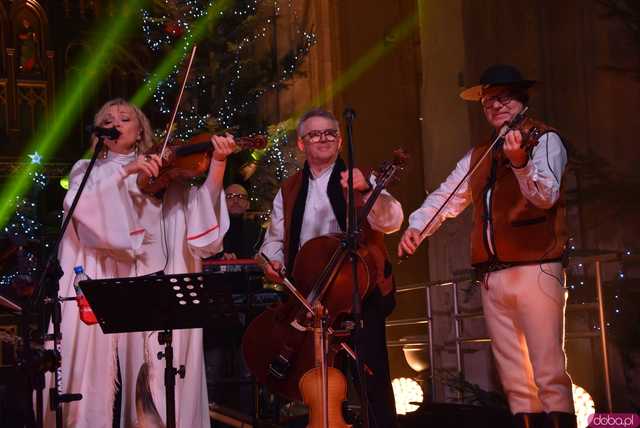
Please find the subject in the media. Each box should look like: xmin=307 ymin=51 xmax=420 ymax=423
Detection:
xmin=43 ymin=150 xmax=229 ymax=428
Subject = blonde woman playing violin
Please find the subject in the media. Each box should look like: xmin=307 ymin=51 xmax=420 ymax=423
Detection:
xmin=46 ymin=98 xmax=236 ymax=428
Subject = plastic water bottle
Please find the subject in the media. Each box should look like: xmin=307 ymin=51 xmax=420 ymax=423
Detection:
xmin=73 ymin=266 xmax=98 ymax=325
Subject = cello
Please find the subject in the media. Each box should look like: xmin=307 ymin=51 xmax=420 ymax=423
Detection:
xmin=241 ymin=150 xmax=407 ymax=401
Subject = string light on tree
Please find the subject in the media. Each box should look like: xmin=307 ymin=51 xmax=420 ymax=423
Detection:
xmin=248 ymin=120 xmax=302 ymax=212
xmin=1 ymin=158 xmax=49 ymax=288
xmin=140 ymin=0 xmax=316 ymax=207
xmin=219 ymin=30 xmax=317 ymax=127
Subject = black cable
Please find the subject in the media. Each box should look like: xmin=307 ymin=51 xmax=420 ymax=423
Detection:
xmin=536 ymin=133 xmax=566 ymax=286
xmin=160 ymin=194 xmax=169 ymax=274
xmin=544 ymin=133 xmax=562 ymax=186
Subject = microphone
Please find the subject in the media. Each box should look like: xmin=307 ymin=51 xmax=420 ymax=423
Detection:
xmin=343 ymin=107 xmax=356 ymax=121
xmin=85 ymin=125 xmax=121 ymax=140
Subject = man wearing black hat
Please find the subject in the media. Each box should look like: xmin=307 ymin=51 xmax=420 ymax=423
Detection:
xmin=398 ymin=65 xmax=576 ymax=428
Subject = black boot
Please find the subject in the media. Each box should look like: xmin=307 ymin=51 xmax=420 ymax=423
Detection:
xmin=545 ymin=412 xmax=577 ymax=428
xmin=513 ymin=412 xmax=547 ymax=428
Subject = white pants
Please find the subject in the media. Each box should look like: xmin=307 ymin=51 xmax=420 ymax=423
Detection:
xmin=480 ymin=262 xmax=574 ymax=414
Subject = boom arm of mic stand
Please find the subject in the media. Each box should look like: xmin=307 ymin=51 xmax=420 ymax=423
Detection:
xmin=32 ymin=138 xmax=106 ymax=307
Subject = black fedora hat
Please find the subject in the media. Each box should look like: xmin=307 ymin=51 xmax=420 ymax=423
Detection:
xmin=459 ymin=64 xmax=537 ymax=101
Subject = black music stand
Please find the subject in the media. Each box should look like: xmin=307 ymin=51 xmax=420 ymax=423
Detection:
xmin=79 ymin=272 xmax=236 ymax=428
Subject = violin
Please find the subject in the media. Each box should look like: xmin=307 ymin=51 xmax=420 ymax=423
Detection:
xmin=135 ymin=43 xmax=267 ymax=196
xmin=136 ymin=132 xmax=266 ymax=196
xmin=401 ymin=107 xmax=544 ymax=262
xmin=513 ymin=116 xmax=543 ymax=155
xmin=241 ymin=149 xmax=407 ymax=401
xmin=499 ymin=107 xmax=543 ymax=155
xmin=299 ymin=302 xmax=351 ymax=428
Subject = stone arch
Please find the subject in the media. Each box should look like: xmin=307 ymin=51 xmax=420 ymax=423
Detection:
xmin=10 ymin=0 xmax=49 ymax=76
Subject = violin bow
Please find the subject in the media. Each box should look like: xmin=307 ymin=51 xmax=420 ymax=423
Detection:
xmin=159 ymin=44 xmax=198 ymax=159
xmin=413 ymin=106 xmax=529 ymax=244
xmin=257 ymin=252 xmax=314 ymax=315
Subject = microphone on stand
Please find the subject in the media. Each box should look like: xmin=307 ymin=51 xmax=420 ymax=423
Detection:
xmin=85 ymin=125 xmax=121 ymax=140
xmin=343 ymin=107 xmax=356 ymax=122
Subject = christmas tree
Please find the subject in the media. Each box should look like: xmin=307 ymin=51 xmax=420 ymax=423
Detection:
xmin=0 ymin=154 xmax=53 ymax=298
xmin=141 ymin=0 xmax=315 ymax=211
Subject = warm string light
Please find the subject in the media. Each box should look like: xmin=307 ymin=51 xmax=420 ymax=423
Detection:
xmin=610 ymin=249 xmax=633 ymax=324
xmin=565 ymin=240 xmax=635 ymax=331
xmin=220 ymin=31 xmax=317 ymax=127
xmin=218 ymin=29 xmax=268 ymax=127
xmin=141 ymin=1 xmax=314 ymax=210
xmin=216 ymin=1 xmax=273 ymax=127
xmin=141 ymin=1 xmax=208 ymax=120
xmin=1 ymin=160 xmax=48 ymax=287
xmin=142 ymin=1 xmax=316 ymax=135
xmin=3 ymin=197 xmax=42 ymax=241
xmin=248 ymin=121 xmax=301 ymax=211
xmin=261 ymin=126 xmax=294 ymax=180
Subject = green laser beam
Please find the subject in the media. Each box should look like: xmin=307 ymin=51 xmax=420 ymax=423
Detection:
xmin=295 ymin=9 xmax=419 ymax=121
xmin=251 ymin=10 xmax=418 ymax=162
xmin=0 ymin=0 xmax=144 ymax=228
xmin=75 ymin=0 xmax=233 ymax=161
xmin=78 ymin=1 xmax=235 ymax=168
xmin=131 ymin=0 xmax=233 ymax=107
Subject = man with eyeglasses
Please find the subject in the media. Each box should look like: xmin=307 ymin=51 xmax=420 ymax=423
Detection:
xmin=398 ymin=65 xmax=576 ymax=428
xmin=258 ymin=107 xmax=404 ymax=427
xmin=220 ymin=183 xmax=263 ymax=260
xmin=204 ymin=183 xmax=262 ymax=417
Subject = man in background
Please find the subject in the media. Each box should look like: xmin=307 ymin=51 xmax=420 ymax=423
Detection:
xmin=221 ymin=183 xmax=263 ymax=260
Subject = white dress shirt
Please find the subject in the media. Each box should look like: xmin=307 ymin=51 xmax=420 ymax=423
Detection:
xmin=261 ymin=163 xmax=404 ymax=265
xmin=408 ymin=132 xmax=567 ymax=236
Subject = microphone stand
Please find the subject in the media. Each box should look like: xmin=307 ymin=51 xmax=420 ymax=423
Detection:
xmin=30 ymin=138 xmax=106 ymax=428
xmin=342 ymin=107 xmax=371 ymax=428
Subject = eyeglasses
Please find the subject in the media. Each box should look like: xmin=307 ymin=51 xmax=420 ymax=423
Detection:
xmin=481 ymin=93 xmax=514 ymax=110
xmin=301 ymin=129 xmax=339 ymax=143
xmin=226 ymin=193 xmax=249 ymax=200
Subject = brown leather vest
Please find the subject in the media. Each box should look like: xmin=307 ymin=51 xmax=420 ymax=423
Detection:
xmin=280 ymin=168 xmax=394 ymax=296
xmin=468 ymin=118 xmax=568 ymax=265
